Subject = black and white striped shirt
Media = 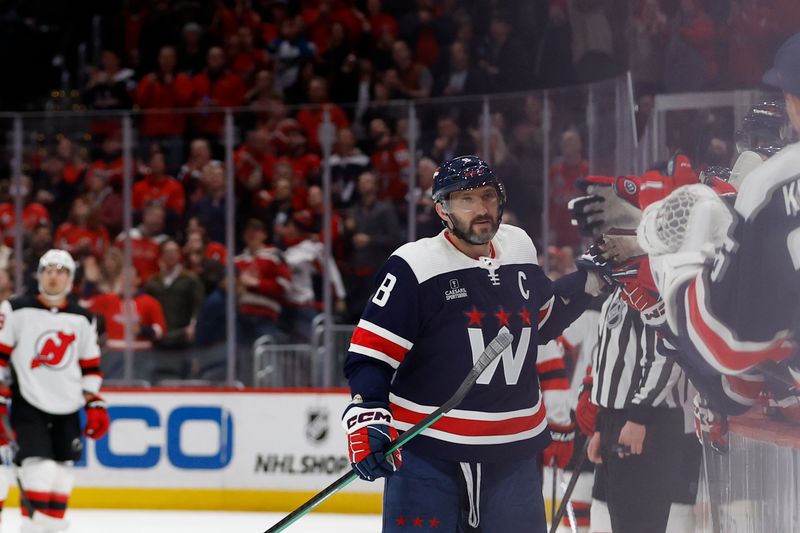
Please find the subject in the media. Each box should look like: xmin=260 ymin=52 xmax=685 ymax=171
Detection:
xmin=591 ymin=287 xmax=686 ymax=411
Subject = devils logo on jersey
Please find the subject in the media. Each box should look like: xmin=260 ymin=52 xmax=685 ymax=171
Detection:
xmin=32 ymin=331 xmax=77 ymax=369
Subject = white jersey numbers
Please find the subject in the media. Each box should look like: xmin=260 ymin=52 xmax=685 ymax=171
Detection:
xmin=372 ymin=273 xmax=397 ymax=307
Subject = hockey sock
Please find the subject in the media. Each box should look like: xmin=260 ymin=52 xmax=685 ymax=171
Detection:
xmin=48 ymin=463 xmax=74 ymax=519
xmin=19 ymin=458 xmax=57 ymax=518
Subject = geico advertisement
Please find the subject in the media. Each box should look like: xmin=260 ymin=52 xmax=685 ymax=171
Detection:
xmin=75 ymin=391 xmax=380 ymax=493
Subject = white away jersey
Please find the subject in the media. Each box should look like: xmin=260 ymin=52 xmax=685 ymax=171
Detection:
xmin=344 ymin=225 xmax=591 ymax=462
xmin=0 ymin=296 xmax=102 ymax=414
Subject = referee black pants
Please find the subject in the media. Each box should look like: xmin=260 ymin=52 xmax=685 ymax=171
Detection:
xmin=594 ymin=408 xmax=685 ymax=533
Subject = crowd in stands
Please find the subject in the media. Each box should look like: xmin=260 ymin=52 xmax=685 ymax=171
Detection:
xmin=0 ymin=0 xmax=796 ymax=383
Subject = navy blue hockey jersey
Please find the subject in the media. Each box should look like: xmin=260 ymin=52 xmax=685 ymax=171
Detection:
xmin=665 ymin=142 xmax=800 ymax=412
xmin=344 ymin=225 xmax=590 ymax=463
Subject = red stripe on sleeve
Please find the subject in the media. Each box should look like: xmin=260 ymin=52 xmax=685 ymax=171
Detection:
xmin=350 ymin=327 xmax=409 ymax=364
xmin=687 ymin=279 xmax=794 ymax=372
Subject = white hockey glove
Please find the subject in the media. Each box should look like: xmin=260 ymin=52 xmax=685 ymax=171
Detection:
xmin=637 ymin=184 xmax=734 ymax=331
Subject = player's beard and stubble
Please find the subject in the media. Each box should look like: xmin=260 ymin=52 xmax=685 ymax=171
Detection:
xmin=450 ymin=211 xmax=498 ymax=245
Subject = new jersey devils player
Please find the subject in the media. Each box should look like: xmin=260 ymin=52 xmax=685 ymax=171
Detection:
xmin=0 ymin=250 xmax=108 ymax=532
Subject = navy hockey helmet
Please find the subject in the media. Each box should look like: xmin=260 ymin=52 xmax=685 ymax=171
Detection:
xmin=736 ymin=101 xmax=793 ymax=157
xmin=432 ymin=155 xmax=506 ymax=214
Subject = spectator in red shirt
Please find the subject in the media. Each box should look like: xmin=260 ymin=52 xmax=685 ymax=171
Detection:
xmin=85 ymin=165 xmax=123 ymax=237
xmin=115 ymin=203 xmax=169 ymax=282
xmin=234 ymin=129 xmax=276 ymax=191
xmin=54 ymin=137 xmax=87 ymax=186
xmin=86 ymin=134 xmax=124 ymax=187
xmin=186 ymin=216 xmax=228 ymax=265
xmin=191 ymin=46 xmax=247 ymax=138
xmin=306 ymin=183 xmax=344 ymax=258
xmin=235 ymin=218 xmax=292 ymax=350
xmin=296 ymin=76 xmax=350 ymax=150
xmin=228 ymin=26 xmax=270 ymax=85
xmin=54 ymin=197 xmax=110 ymax=260
xmin=548 ymin=128 xmax=588 ymax=248
xmin=0 ymin=175 xmax=50 ymax=246
xmin=135 ymin=46 xmax=194 ymax=170
xmin=664 ymin=0 xmax=718 ymax=91
xmin=367 ymin=0 xmax=398 ymax=42
xmin=388 ymin=40 xmax=432 ymax=98
xmin=177 ymin=138 xmax=215 ymax=204
xmin=133 ymin=151 xmax=186 ymax=233
xmin=368 ymin=117 xmax=410 ymax=202
xmin=280 ymin=127 xmax=321 ymax=185
xmin=84 ymin=260 xmax=167 ymax=380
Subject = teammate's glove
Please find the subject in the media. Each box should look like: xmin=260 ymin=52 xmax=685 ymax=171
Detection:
xmin=568 ymin=194 xmax=606 ymax=237
xmin=575 ymin=244 xmax=615 ymax=288
xmin=0 ymin=386 xmax=10 ymax=446
xmin=84 ymin=394 xmax=110 ymax=440
xmin=575 ymin=375 xmax=598 ymax=437
xmin=610 ymin=256 xmax=666 ymax=326
xmin=543 ymin=423 xmax=575 ymax=469
xmin=341 ymin=397 xmax=402 ymax=482
xmin=693 ymin=395 xmax=728 ymax=454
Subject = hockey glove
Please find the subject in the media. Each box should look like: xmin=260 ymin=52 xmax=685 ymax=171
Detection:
xmin=609 ymin=256 xmax=666 ymax=326
xmin=568 ymin=194 xmax=606 ymax=237
xmin=0 ymin=386 xmax=10 ymax=445
xmin=341 ymin=397 xmax=402 ymax=482
xmin=84 ymin=394 xmax=110 ymax=440
xmin=693 ymin=395 xmax=728 ymax=454
xmin=543 ymin=423 xmax=575 ymax=469
xmin=575 ymin=374 xmax=598 ymax=437
xmin=575 ymin=244 xmax=615 ymax=288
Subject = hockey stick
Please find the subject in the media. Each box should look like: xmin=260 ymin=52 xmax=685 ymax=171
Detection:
xmin=548 ymin=438 xmax=591 ymax=533
xmin=0 ymin=414 xmax=37 ymax=519
xmin=549 ymin=461 xmax=557 ymax=529
xmin=264 ymin=330 xmax=514 ymax=533
xmin=0 ymin=414 xmax=69 ymax=531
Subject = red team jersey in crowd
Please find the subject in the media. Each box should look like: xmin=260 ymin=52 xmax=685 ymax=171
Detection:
xmin=548 ymin=159 xmax=588 ymax=247
xmin=344 ymin=225 xmax=589 ymax=462
xmin=0 ymin=203 xmax=50 ymax=245
xmin=205 ymin=241 xmax=227 ymax=264
xmin=132 ymin=176 xmax=186 ymax=214
xmin=115 ymin=229 xmax=169 ymax=282
xmin=234 ymin=247 xmax=292 ymax=321
xmin=54 ymin=224 xmax=110 ymax=257
xmin=86 ymin=292 xmax=166 ymax=351
xmin=371 ymin=142 xmax=410 ymax=202
xmin=0 ymin=296 xmax=101 ymax=414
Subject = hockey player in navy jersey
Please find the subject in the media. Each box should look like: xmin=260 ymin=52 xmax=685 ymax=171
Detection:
xmin=637 ymin=33 xmax=800 ymax=417
xmin=342 ymin=156 xmax=604 ymax=532
xmin=0 ymin=250 xmax=108 ymax=533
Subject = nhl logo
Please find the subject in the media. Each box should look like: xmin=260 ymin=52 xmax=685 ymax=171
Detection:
xmin=305 ymin=407 xmax=329 ymax=445
xmin=606 ymin=297 xmax=627 ymax=330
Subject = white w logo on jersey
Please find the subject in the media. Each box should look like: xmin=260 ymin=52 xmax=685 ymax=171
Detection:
xmin=468 ymin=326 xmax=532 ymax=385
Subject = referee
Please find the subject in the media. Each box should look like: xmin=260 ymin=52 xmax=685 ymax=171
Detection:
xmin=586 ymin=286 xmax=694 ymax=533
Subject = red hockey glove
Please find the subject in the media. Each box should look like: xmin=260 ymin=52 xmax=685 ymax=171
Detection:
xmin=0 ymin=386 xmax=10 ymax=445
xmin=341 ymin=398 xmax=402 ymax=482
xmin=543 ymin=423 xmax=575 ymax=469
xmin=693 ymin=395 xmax=728 ymax=454
xmin=575 ymin=375 xmax=598 ymax=437
xmin=84 ymin=394 xmax=110 ymax=440
xmin=610 ymin=256 xmax=666 ymax=326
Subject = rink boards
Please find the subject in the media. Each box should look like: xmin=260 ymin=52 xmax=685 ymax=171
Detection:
xmin=38 ymin=389 xmax=383 ymax=512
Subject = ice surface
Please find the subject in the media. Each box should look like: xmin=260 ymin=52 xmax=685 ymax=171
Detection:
xmin=0 ymin=509 xmax=381 ymax=533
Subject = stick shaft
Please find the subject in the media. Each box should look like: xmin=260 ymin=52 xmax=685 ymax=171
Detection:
xmin=265 ymin=332 xmax=513 ymax=533
xmin=549 ymin=438 xmax=590 ymax=533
